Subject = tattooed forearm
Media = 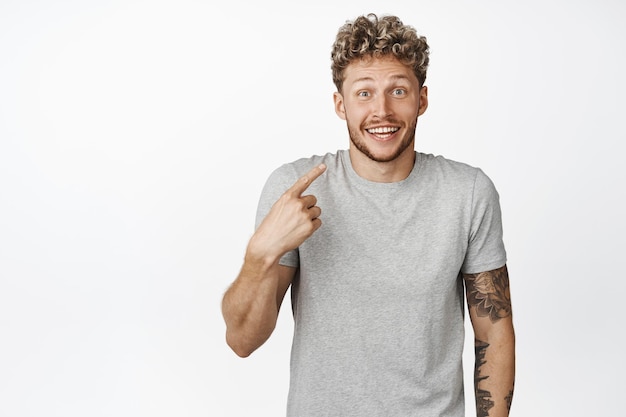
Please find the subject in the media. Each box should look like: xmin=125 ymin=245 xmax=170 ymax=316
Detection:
xmin=505 ymin=389 xmax=514 ymax=411
xmin=467 ymin=265 xmax=515 ymax=415
xmin=464 ymin=265 xmax=512 ymax=322
xmin=475 ymin=339 xmax=494 ymax=417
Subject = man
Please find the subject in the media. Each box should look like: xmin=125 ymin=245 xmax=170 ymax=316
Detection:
xmin=222 ymin=13 xmax=515 ymax=417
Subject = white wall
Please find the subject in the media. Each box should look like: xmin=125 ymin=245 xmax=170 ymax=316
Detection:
xmin=1 ymin=0 xmax=624 ymax=416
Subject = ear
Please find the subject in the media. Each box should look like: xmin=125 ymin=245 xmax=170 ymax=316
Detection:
xmin=418 ymin=86 xmax=428 ymax=117
xmin=333 ymin=91 xmax=346 ymax=120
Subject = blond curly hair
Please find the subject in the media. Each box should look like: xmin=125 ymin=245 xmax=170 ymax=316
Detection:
xmin=331 ymin=14 xmax=430 ymax=92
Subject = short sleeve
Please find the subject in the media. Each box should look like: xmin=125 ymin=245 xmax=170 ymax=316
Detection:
xmin=254 ymin=164 xmax=300 ymax=268
xmin=461 ymin=169 xmax=507 ymax=274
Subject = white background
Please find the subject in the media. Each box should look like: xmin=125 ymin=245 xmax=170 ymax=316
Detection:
xmin=1 ymin=0 xmax=624 ymax=416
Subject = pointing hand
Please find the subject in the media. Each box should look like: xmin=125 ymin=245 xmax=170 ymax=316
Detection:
xmin=250 ymin=164 xmax=327 ymax=262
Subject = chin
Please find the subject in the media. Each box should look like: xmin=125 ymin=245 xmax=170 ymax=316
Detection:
xmin=364 ymin=147 xmax=407 ymax=163
xmin=356 ymin=140 xmax=415 ymax=163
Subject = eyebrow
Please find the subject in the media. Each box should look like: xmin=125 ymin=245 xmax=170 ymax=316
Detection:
xmin=352 ymin=74 xmax=412 ymax=84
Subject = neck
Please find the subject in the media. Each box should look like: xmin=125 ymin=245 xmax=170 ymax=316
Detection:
xmin=348 ymin=147 xmax=416 ymax=183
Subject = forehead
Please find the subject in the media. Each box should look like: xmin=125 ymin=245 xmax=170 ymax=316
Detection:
xmin=343 ymin=56 xmax=418 ymax=85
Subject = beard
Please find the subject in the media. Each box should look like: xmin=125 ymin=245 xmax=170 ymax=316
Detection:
xmin=347 ymin=116 xmax=418 ymax=163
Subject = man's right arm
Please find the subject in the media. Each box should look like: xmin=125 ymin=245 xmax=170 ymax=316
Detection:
xmin=221 ymin=164 xmax=326 ymax=357
xmin=221 ymin=253 xmax=296 ymax=357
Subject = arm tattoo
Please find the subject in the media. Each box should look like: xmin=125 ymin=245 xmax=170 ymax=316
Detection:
xmin=475 ymin=339 xmax=494 ymax=417
xmin=464 ymin=265 xmax=512 ymax=322
xmin=505 ymin=389 xmax=514 ymax=411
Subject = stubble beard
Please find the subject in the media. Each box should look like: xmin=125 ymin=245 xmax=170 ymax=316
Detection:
xmin=347 ymin=117 xmax=418 ymax=163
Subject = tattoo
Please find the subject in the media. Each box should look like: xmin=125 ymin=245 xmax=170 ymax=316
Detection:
xmin=505 ymin=389 xmax=514 ymax=411
xmin=475 ymin=339 xmax=494 ymax=417
xmin=464 ymin=265 xmax=512 ymax=322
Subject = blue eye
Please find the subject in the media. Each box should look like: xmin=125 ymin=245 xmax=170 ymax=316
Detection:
xmin=358 ymin=91 xmax=370 ymax=97
xmin=392 ymin=89 xmax=406 ymax=96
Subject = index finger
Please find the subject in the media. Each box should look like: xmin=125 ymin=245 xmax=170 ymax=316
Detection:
xmin=288 ymin=163 xmax=327 ymax=196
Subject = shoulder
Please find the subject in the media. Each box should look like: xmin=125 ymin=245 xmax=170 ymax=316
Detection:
xmin=263 ymin=151 xmax=341 ymax=190
xmin=419 ymin=152 xmax=480 ymax=177
xmin=267 ymin=151 xmax=341 ymax=184
xmin=281 ymin=151 xmax=342 ymax=175
xmin=417 ymin=153 xmax=500 ymax=203
xmin=420 ymin=153 xmax=495 ymax=186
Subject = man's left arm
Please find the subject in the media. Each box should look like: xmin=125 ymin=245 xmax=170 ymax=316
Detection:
xmin=463 ymin=264 xmax=515 ymax=417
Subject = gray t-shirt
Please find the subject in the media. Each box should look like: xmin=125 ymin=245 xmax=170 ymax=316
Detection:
xmin=255 ymin=150 xmax=507 ymax=417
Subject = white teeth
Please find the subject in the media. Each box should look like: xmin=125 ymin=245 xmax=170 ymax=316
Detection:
xmin=367 ymin=127 xmax=399 ymax=134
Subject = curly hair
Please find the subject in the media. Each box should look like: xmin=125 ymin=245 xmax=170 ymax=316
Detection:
xmin=331 ymin=14 xmax=430 ymax=92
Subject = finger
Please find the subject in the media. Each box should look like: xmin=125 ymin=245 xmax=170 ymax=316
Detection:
xmin=300 ymin=194 xmax=317 ymax=209
xmin=288 ymin=164 xmax=326 ymax=196
xmin=309 ymin=206 xmax=322 ymax=220
xmin=311 ymin=217 xmax=322 ymax=231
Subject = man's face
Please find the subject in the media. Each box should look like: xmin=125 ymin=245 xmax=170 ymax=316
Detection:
xmin=333 ymin=56 xmax=428 ymax=163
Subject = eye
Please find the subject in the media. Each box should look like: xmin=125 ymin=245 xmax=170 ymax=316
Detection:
xmin=357 ymin=90 xmax=370 ymax=97
xmin=392 ymin=88 xmax=406 ymax=96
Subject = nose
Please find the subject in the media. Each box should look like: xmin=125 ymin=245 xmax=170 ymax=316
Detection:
xmin=372 ymin=94 xmax=391 ymax=119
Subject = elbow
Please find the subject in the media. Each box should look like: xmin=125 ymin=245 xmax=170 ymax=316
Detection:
xmin=225 ymin=331 xmax=256 ymax=358
xmin=230 ymin=344 xmax=254 ymax=359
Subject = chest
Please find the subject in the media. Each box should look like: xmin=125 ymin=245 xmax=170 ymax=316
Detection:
xmin=298 ymin=181 xmax=471 ymax=297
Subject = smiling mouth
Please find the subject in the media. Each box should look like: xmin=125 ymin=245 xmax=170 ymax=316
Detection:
xmin=366 ymin=126 xmax=400 ymax=140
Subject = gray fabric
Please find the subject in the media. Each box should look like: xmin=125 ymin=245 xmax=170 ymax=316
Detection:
xmin=255 ymin=150 xmax=507 ymax=417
